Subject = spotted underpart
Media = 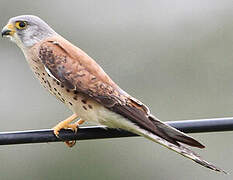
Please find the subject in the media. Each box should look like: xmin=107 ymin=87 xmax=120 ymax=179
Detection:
xmin=30 ymin=59 xmax=96 ymax=116
xmin=36 ymin=37 xmax=206 ymax=149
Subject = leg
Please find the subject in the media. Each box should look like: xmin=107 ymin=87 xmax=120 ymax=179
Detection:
xmin=53 ymin=114 xmax=85 ymax=147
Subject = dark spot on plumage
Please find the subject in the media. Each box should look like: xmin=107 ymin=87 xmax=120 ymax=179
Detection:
xmin=83 ymin=106 xmax=87 ymax=110
xmin=77 ymin=81 xmax=82 ymax=86
xmin=88 ymin=104 xmax=93 ymax=109
xmin=61 ymin=98 xmax=65 ymax=102
xmin=69 ymin=102 xmax=73 ymax=106
xmin=44 ymin=80 xmax=47 ymax=83
xmin=57 ymin=66 xmax=64 ymax=71
xmin=42 ymin=73 xmax=45 ymax=76
xmin=58 ymin=92 xmax=61 ymax=96
xmin=47 ymin=80 xmax=51 ymax=88
xmin=64 ymin=80 xmax=75 ymax=90
xmin=32 ymin=57 xmax=39 ymax=63
xmin=91 ymin=77 xmax=97 ymax=81
xmin=65 ymin=71 xmax=72 ymax=76
xmin=54 ymin=88 xmax=57 ymax=91
xmin=100 ymin=83 xmax=105 ymax=89
xmin=66 ymin=89 xmax=70 ymax=92
xmin=74 ymin=74 xmax=85 ymax=78
xmin=48 ymin=40 xmax=55 ymax=43
xmin=61 ymin=84 xmax=64 ymax=88
xmin=56 ymin=60 xmax=61 ymax=65
xmin=56 ymin=81 xmax=60 ymax=85
xmin=81 ymin=99 xmax=87 ymax=104
xmin=42 ymin=77 xmax=45 ymax=81
xmin=73 ymin=90 xmax=78 ymax=94
xmin=73 ymin=96 xmax=77 ymax=100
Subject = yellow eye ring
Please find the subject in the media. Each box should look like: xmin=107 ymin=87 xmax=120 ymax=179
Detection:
xmin=15 ymin=21 xmax=27 ymax=29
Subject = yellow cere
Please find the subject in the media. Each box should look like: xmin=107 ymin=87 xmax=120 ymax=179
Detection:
xmin=6 ymin=24 xmax=16 ymax=35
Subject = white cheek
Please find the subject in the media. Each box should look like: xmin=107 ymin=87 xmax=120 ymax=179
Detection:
xmin=9 ymin=36 xmax=14 ymax=41
xmin=9 ymin=33 xmax=29 ymax=54
xmin=10 ymin=33 xmax=21 ymax=45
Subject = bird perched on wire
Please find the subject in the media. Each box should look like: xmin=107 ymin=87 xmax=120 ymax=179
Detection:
xmin=1 ymin=15 xmax=226 ymax=173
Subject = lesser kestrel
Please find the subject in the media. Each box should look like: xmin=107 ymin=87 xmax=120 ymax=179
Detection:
xmin=1 ymin=15 xmax=226 ymax=173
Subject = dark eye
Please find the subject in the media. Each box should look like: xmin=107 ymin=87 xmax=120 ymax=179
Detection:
xmin=15 ymin=21 xmax=27 ymax=29
xmin=19 ymin=21 xmax=26 ymax=28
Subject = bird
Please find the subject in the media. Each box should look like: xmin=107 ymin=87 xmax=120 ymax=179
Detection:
xmin=1 ymin=15 xmax=226 ymax=173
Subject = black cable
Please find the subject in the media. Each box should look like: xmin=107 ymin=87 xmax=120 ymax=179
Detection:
xmin=0 ymin=117 xmax=232 ymax=145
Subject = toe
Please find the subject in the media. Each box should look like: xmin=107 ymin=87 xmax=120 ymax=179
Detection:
xmin=68 ymin=124 xmax=78 ymax=133
xmin=53 ymin=128 xmax=60 ymax=138
xmin=65 ymin=140 xmax=76 ymax=147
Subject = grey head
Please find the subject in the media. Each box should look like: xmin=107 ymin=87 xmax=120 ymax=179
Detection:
xmin=1 ymin=15 xmax=57 ymax=49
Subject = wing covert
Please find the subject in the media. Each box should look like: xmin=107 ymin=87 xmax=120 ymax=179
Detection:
xmin=38 ymin=38 xmax=126 ymax=107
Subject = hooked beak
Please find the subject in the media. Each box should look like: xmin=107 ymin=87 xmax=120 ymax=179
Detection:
xmin=1 ymin=23 xmax=15 ymax=37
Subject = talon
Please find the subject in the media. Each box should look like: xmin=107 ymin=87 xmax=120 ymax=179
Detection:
xmin=53 ymin=127 xmax=62 ymax=138
xmin=65 ymin=140 xmax=76 ymax=147
xmin=52 ymin=114 xmax=85 ymax=147
xmin=68 ymin=123 xmax=79 ymax=133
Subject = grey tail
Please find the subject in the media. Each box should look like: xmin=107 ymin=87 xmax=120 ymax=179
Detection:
xmin=135 ymin=114 xmax=228 ymax=174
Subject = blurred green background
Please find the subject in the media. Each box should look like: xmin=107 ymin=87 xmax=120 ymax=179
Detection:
xmin=0 ymin=0 xmax=232 ymax=179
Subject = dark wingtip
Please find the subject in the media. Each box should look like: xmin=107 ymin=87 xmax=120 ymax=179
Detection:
xmin=198 ymin=144 xmax=205 ymax=149
xmin=193 ymin=140 xmax=205 ymax=149
xmin=175 ymin=135 xmax=205 ymax=148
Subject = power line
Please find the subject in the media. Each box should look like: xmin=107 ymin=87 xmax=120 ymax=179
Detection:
xmin=0 ymin=117 xmax=232 ymax=145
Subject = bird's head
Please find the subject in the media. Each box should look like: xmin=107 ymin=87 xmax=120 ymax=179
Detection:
xmin=1 ymin=15 xmax=56 ymax=49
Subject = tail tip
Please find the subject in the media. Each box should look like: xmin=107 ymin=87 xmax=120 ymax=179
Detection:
xmin=194 ymin=159 xmax=228 ymax=174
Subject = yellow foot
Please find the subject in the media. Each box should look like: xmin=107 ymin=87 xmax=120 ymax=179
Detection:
xmin=53 ymin=114 xmax=85 ymax=147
